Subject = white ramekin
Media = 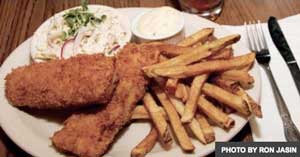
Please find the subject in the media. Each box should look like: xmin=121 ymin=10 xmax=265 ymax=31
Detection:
xmin=131 ymin=8 xmax=185 ymax=44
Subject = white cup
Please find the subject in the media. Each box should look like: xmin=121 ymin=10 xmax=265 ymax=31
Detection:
xmin=131 ymin=7 xmax=185 ymax=44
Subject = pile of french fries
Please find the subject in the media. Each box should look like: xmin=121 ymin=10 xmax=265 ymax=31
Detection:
xmin=130 ymin=28 xmax=262 ymax=157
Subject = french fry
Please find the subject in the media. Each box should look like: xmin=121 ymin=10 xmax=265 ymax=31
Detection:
xmin=192 ymin=41 xmax=203 ymax=47
xmin=220 ymin=70 xmax=254 ymax=89
xmin=169 ymin=96 xmax=207 ymax=144
xmin=132 ymin=105 xmax=152 ymax=120
xmin=201 ymin=35 xmax=217 ymax=46
xmin=212 ymin=78 xmax=262 ymax=118
xmin=235 ymin=86 xmax=262 ymax=118
xmin=157 ymin=44 xmax=194 ymax=57
xmin=208 ymin=47 xmax=233 ymax=60
xmin=221 ymin=104 xmax=236 ymax=114
xmin=146 ymin=34 xmax=241 ymax=69
xmin=131 ymin=105 xmax=167 ymax=120
xmin=153 ymin=87 xmax=195 ymax=152
xmin=159 ymin=55 xmax=169 ymax=62
xmin=164 ymin=30 xmax=213 ymax=94
xmin=191 ymin=34 xmax=240 ymax=54
xmin=181 ymin=84 xmax=190 ymax=102
xmin=152 ymin=52 xmax=255 ymax=79
xmin=144 ymin=42 xmax=192 ymax=57
xmin=165 ymin=79 xmax=179 ymax=94
xmin=175 ymin=84 xmax=184 ymax=100
xmin=206 ymin=92 xmax=237 ymax=114
xmin=143 ymin=93 xmax=173 ymax=147
xmin=164 ymin=31 xmax=214 ymax=90
xmin=239 ymin=63 xmax=254 ymax=71
xmin=144 ymin=50 xmax=213 ymax=78
xmin=177 ymin=28 xmax=214 ymax=47
xmin=131 ymin=126 xmax=158 ymax=157
xmin=206 ymin=35 xmax=217 ymax=42
xmin=192 ymin=32 xmax=216 ymax=47
xmin=195 ymin=114 xmax=215 ymax=143
xmin=211 ymin=76 xmax=239 ymax=92
xmin=175 ymin=83 xmax=190 ymax=102
xmin=197 ymin=95 xmax=235 ymax=129
xmin=143 ymin=34 xmax=241 ymax=77
xmin=181 ymin=74 xmax=208 ymax=123
xmin=202 ymin=83 xmax=251 ymax=117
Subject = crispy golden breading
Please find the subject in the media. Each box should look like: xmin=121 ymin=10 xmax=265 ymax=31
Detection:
xmin=52 ymin=78 xmax=146 ymax=157
xmin=52 ymin=43 xmax=160 ymax=157
xmin=5 ymin=54 xmax=116 ymax=109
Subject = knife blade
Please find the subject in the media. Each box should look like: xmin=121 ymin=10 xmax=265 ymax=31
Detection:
xmin=268 ymin=16 xmax=300 ymax=95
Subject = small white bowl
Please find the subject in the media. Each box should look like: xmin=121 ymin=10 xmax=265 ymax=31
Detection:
xmin=131 ymin=7 xmax=185 ymax=44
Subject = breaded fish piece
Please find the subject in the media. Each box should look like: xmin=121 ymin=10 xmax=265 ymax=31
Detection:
xmin=5 ymin=54 xmax=116 ymax=109
xmin=52 ymin=43 xmax=160 ymax=157
xmin=52 ymin=77 xmax=145 ymax=157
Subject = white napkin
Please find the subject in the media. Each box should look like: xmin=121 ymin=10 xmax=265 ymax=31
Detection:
xmin=223 ymin=14 xmax=300 ymax=141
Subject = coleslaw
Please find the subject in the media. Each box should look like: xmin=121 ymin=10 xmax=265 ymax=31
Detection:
xmin=31 ymin=3 xmax=129 ymax=61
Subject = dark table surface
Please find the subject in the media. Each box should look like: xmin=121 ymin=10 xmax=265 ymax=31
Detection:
xmin=0 ymin=0 xmax=299 ymax=156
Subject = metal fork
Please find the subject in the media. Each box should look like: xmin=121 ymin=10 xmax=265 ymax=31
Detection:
xmin=245 ymin=21 xmax=300 ymax=141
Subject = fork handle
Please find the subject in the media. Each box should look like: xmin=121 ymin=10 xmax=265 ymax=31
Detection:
xmin=263 ymin=65 xmax=300 ymax=141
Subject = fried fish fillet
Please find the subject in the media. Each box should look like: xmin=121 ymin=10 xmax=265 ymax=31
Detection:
xmin=5 ymin=54 xmax=116 ymax=109
xmin=52 ymin=43 xmax=160 ymax=157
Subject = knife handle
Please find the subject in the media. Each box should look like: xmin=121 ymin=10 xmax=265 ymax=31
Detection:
xmin=263 ymin=65 xmax=300 ymax=141
xmin=288 ymin=62 xmax=300 ymax=95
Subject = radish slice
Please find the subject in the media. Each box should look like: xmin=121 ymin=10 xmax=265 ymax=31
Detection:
xmin=107 ymin=44 xmax=120 ymax=55
xmin=60 ymin=39 xmax=75 ymax=59
xmin=111 ymin=44 xmax=120 ymax=51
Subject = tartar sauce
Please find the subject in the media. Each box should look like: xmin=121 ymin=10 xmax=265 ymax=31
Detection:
xmin=137 ymin=7 xmax=183 ymax=39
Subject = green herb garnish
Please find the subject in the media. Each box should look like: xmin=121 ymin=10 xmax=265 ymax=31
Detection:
xmin=81 ymin=0 xmax=88 ymax=11
xmin=61 ymin=0 xmax=106 ymax=40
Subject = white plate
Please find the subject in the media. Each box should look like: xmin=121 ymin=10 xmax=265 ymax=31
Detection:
xmin=0 ymin=7 xmax=261 ymax=157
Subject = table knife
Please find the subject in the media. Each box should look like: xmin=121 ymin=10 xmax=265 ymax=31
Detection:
xmin=268 ymin=16 xmax=300 ymax=96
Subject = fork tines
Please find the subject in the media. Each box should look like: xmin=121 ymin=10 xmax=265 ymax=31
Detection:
xmin=244 ymin=21 xmax=268 ymax=52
